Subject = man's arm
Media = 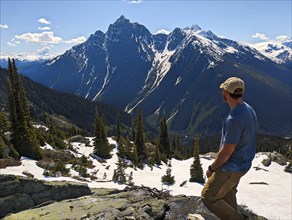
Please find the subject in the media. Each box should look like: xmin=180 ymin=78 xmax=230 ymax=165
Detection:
xmin=206 ymin=143 xmax=236 ymax=177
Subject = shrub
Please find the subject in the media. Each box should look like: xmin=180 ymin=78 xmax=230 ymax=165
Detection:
xmin=284 ymin=161 xmax=292 ymax=174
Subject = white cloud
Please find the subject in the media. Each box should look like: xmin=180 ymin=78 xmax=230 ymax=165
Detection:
xmin=251 ymin=33 xmax=269 ymax=41
xmin=7 ymin=42 xmax=17 ymax=47
xmin=38 ymin=18 xmax=51 ymax=25
xmin=4 ymin=47 xmax=58 ymax=61
xmin=36 ymin=45 xmax=54 ymax=56
xmin=65 ymin=36 xmax=87 ymax=45
xmin=8 ymin=38 xmax=20 ymax=46
xmin=0 ymin=24 xmax=8 ymax=29
xmin=276 ymin=35 xmax=289 ymax=42
xmin=15 ymin=31 xmax=62 ymax=44
xmin=124 ymin=0 xmax=143 ymax=4
xmin=38 ymin=26 xmax=51 ymax=31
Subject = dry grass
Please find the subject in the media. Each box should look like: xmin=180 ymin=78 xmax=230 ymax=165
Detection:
xmin=0 ymin=158 xmax=21 ymax=169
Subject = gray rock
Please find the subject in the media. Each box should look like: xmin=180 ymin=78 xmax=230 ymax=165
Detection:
xmin=19 ymin=178 xmax=47 ymax=194
xmin=0 ymin=193 xmax=34 ymax=218
xmin=1 ymin=177 xmax=268 ymax=220
xmin=0 ymin=175 xmax=91 ymax=218
xmin=0 ymin=176 xmax=24 ymax=198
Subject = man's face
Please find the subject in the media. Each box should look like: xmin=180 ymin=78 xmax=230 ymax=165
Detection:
xmin=221 ymin=90 xmax=228 ymax=103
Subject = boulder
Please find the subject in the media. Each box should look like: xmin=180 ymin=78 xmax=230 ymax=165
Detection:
xmin=0 ymin=193 xmax=34 ymax=218
xmin=0 ymin=175 xmax=24 ymax=198
xmin=0 ymin=175 xmax=91 ymax=218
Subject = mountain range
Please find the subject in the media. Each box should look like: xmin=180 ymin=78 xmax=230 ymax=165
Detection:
xmin=1 ymin=16 xmax=291 ymax=136
xmin=250 ymin=38 xmax=292 ymax=67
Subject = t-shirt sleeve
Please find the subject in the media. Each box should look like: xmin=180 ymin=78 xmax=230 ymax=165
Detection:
xmin=223 ymin=118 xmax=241 ymax=145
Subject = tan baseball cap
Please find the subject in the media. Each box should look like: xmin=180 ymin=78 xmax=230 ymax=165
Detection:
xmin=220 ymin=77 xmax=245 ymax=94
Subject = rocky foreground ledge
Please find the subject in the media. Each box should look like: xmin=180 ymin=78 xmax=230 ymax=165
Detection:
xmin=0 ymin=175 xmax=267 ymax=220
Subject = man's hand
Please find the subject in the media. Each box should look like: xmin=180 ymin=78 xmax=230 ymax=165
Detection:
xmin=206 ymin=169 xmax=213 ymax=178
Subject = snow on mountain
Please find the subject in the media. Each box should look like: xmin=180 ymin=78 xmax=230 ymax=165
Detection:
xmin=154 ymin=29 xmax=171 ymax=35
xmin=15 ymin=17 xmax=292 ymax=136
xmin=250 ymin=39 xmax=292 ymax=64
xmin=1 ymin=137 xmax=291 ymax=219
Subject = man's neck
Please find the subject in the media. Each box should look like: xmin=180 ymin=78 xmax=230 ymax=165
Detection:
xmin=228 ymin=99 xmax=243 ymax=110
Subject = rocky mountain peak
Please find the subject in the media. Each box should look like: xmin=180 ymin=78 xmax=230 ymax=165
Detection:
xmin=183 ymin=24 xmax=202 ymax=32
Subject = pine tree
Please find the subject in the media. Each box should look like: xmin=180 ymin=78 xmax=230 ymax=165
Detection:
xmin=113 ymin=158 xmax=127 ymax=184
xmin=128 ymin=171 xmax=134 ymax=186
xmin=171 ymin=136 xmax=183 ymax=160
xmin=154 ymin=145 xmax=162 ymax=165
xmin=116 ymin=111 xmax=121 ymax=142
xmin=0 ymin=110 xmax=8 ymax=132
xmin=117 ymin=137 xmax=126 ymax=158
xmin=93 ymin=109 xmax=111 ymax=159
xmin=135 ymin=108 xmax=147 ymax=160
xmin=132 ymin=143 xmax=139 ymax=167
xmin=124 ymin=136 xmax=134 ymax=160
xmin=159 ymin=114 xmax=170 ymax=158
xmin=71 ymin=125 xmax=77 ymax=136
xmin=171 ymin=137 xmax=176 ymax=155
xmin=131 ymin=117 xmax=136 ymax=142
xmin=176 ymin=137 xmax=181 ymax=155
xmin=161 ymin=160 xmax=175 ymax=186
xmin=112 ymin=170 xmax=118 ymax=182
xmin=7 ymin=58 xmax=42 ymax=160
xmin=93 ymin=109 xmax=101 ymax=146
xmin=189 ymin=134 xmax=205 ymax=183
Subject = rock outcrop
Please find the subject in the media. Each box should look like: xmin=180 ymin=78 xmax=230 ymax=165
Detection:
xmin=0 ymin=175 xmax=91 ymax=218
xmin=1 ymin=175 xmax=267 ymax=220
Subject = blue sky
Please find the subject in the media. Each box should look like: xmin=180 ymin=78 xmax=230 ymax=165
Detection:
xmin=0 ymin=0 xmax=291 ymax=60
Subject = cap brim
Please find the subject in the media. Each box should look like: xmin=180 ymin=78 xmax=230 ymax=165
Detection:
xmin=219 ymin=83 xmax=225 ymax=89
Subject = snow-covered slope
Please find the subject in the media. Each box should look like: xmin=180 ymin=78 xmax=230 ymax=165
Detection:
xmin=250 ymin=39 xmax=292 ymax=64
xmin=1 ymin=138 xmax=291 ymax=219
xmin=18 ymin=17 xmax=292 ymax=137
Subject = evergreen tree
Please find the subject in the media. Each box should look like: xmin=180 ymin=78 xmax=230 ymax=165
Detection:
xmin=131 ymin=117 xmax=136 ymax=142
xmin=93 ymin=109 xmax=101 ymax=146
xmin=171 ymin=137 xmax=176 ymax=155
xmin=71 ymin=125 xmax=77 ymax=136
xmin=128 ymin=171 xmax=134 ymax=186
xmin=7 ymin=58 xmax=42 ymax=160
xmin=117 ymin=137 xmax=126 ymax=159
xmin=189 ymin=134 xmax=205 ymax=183
xmin=132 ymin=143 xmax=139 ymax=167
xmin=161 ymin=160 xmax=175 ymax=186
xmin=171 ymin=136 xmax=183 ymax=160
xmin=112 ymin=170 xmax=118 ymax=182
xmin=176 ymin=137 xmax=181 ymax=155
xmin=154 ymin=145 xmax=162 ymax=165
xmin=124 ymin=136 xmax=134 ymax=160
xmin=135 ymin=109 xmax=147 ymax=160
xmin=159 ymin=114 xmax=170 ymax=158
xmin=113 ymin=158 xmax=127 ymax=184
xmin=93 ymin=109 xmax=111 ymax=159
xmin=0 ymin=110 xmax=8 ymax=132
xmin=116 ymin=111 xmax=121 ymax=142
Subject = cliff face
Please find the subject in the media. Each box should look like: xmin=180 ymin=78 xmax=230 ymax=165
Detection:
xmin=1 ymin=175 xmax=267 ymax=220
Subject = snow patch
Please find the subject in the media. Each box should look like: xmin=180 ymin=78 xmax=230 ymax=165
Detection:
xmin=1 ymin=140 xmax=291 ymax=220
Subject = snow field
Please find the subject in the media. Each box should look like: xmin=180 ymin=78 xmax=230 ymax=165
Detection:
xmin=1 ymin=137 xmax=291 ymax=219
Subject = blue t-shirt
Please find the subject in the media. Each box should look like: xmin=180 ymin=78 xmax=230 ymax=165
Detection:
xmin=219 ymin=102 xmax=257 ymax=172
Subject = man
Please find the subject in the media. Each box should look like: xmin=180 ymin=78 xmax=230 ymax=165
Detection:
xmin=201 ymin=77 xmax=257 ymax=220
